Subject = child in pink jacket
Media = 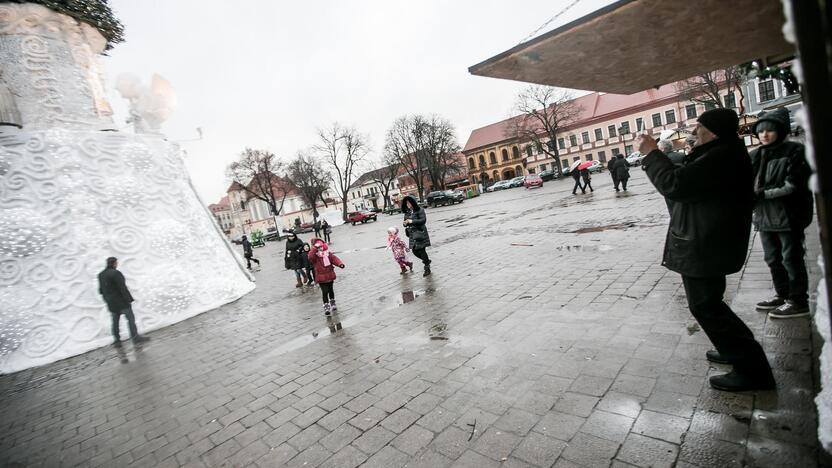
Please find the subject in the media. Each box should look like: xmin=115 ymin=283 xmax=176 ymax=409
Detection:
xmin=308 ymin=238 xmax=345 ymax=316
xmin=387 ymin=227 xmax=413 ymax=275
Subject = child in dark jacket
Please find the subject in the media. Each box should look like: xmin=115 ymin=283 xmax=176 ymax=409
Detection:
xmin=387 ymin=227 xmax=413 ymax=274
xmin=308 ymin=238 xmax=345 ymax=315
xmin=301 ymin=243 xmax=314 ymax=285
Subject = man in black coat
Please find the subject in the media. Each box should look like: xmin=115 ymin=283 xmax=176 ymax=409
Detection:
xmin=607 ymin=158 xmax=618 ymax=189
xmin=98 ymin=257 xmax=149 ymax=346
xmin=570 ymin=166 xmax=585 ymax=195
xmin=613 ymin=154 xmax=630 ymax=192
xmin=750 ymin=108 xmax=813 ymax=319
xmin=638 ymin=108 xmax=774 ymax=392
xmin=242 ymin=235 xmax=260 ymax=271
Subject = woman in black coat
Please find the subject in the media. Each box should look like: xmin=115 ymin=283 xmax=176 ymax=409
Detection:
xmin=284 ymin=232 xmax=308 ymax=287
xmin=613 ymin=154 xmax=631 ymax=191
xmin=401 ymin=195 xmax=432 ymax=276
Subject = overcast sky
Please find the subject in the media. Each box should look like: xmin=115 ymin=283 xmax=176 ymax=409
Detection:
xmin=102 ymin=0 xmax=612 ymax=202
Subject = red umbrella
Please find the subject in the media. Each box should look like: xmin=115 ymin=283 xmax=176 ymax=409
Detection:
xmin=577 ymin=161 xmax=593 ymax=170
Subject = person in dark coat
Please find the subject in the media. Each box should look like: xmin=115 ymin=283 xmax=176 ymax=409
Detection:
xmin=402 ymin=195 xmax=432 ymax=276
xmin=321 ymin=220 xmax=332 ymax=243
xmin=241 ymin=235 xmax=260 ymax=271
xmin=613 ymin=154 xmax=630 ymax=191
xmin=308 ymin=238 xmax=345 ymax=315
xmin=607 ymin=158 xmax=618 ymax=189
xmin=313 ymin=219 xmax=322 ymax=238
xmin=580 ymin=168 xmax=593 ymax=192
xmin=301 ymin=242 xmax=315 ymax=285
xmin=750 ymin=108 xmax=813 ymax=319
xmin=98 ymin=257 xmax=149 ymax=346
xmin=638 ymin=108 xmax=775 ymax=392
xmin=570 ymin=166 xmax=584 ymax=195
xmin=284 ymin=232 xmax=307 ymax=287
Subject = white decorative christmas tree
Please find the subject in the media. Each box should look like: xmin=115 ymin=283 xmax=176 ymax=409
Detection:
xmin=0 ymin=1 xmax=255 ymax=374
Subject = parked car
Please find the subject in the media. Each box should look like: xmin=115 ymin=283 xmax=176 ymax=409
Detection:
xmin=382 ymin=205 xmax=401 ymax=215
xmin=508 ymin=176 xmax=526 ymax=188
xmin=524 ymin=173 xmax=543 ymax=189
xmin=539 ymin=169 xmax=557 ymax=181
xmin=368 ymin=207 xmax=383 ymax=213
xmin=347 ymin=211 xmax=378 ymax=225
xmin=262 ymin=228 xmax=286 ymax=242
xmin=426 ymin=190 xmax=464 ymax=207
xmin=487 ymin=180 xmax=512 ymax=192
xmin=587 ymin=160 xmax=604 ymax=173
xmin=626 ymin=152 xmax=644 ymax=166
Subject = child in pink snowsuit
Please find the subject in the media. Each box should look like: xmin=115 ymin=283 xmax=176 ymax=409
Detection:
xmin=387 ymin=227 xmax=413 ymax=274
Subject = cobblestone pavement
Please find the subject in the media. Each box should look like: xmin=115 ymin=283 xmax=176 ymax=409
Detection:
xmin=1 ymin=170 xmax=829 ymax=467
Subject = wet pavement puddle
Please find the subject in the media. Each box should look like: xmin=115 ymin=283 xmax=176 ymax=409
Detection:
xmin=266 ymin=314 xmax=355 ymax=356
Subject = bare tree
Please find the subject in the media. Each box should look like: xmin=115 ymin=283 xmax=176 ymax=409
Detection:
xmin=674 ymin=66 xmax=748 ymax=114
xmin=226 ymin=148 xmax=292 ymax=224
xmin=287 ymin=150 xmax=330 ymax=220
xmin=315 ymin=123 xmax=368 ymax=221
xmin=511 ymin=85 xmax=582 ymax=178
xmin=368 ymin=154 xmax=401 ymax=210
xmin=384 ymin=114 xmax=462 ymax=201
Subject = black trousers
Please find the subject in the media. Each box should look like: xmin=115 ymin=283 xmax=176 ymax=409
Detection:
xmin=413 ymin=248 xmax=430 ymax=266
xmin=681 ymin=275 xmax=772 ymax=375
xmin=582 ymin=178 xmax=593 ymax=192
xmin=324 ymin=231 xmax=332 ymax=243
xmin=572 ymin=178 xmax=585 ymax=194
xmin=320 ymin=282 xmax=335 ymax=303
xmin=760 ymin=230 xmax=809 ymax=305
xmin=245 ymin=253 xmax=259 ymax=269
xmin=615 ymin=178 xmax=628 ymax=191
xmin=111 ymin=306 xmax=139 ymax=341
xmin=305 ymin=267 xmax=314 ymax=282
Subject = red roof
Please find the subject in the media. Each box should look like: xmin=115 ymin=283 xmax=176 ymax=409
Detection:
xmin=209 ymin=196 xmax=230 ymax=212
xmin=462 ymin=85 xmax=680 ymax=152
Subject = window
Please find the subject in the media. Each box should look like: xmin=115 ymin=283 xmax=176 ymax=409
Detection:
xmin=512 ymin=146 xmax=520 ymax=159
xmin=581 ymin=131 xmax=590 ymax=144
xmin=572 ymin=156 xmax=580 ymax=161
xmin=501 ymin=149 xmax=509 ymax=161
xmin=489 ymin=152 xmax=497 ymax=164
xmin=562 ymin=160 xmax=569 ymax=169
xmin=724 ymin=92 xmax=736 ymax=109
xmin=528 ymin=168 xmax=535 ymax=174
xmin=620 ymin=121 xmax=630 ymax=134
xmin=468 ymin=158 xmax=475 ymax=169
xmin=685 ymin=104 xmax=697 ymax=119
xmin=665 ymin=110 xmax=676 ymax=124
xmin=594 ymin=128 xmax=603 ymax=141
xmin=479 ymin=155 xmax=486 ymax=167
xmin=704 ymin=101 xmax=717 ymax=111
xmin=624 ymin=145 xmax=633 ymax=155
xmin=608 ymin=125 xmax=617 ymax=137
xmin=651 ymin=113 xmax=662 ymax=127
xmin=539 ymin=164 xmax=547 ymax=172
xmin=611 ymin=148 xmax=621 ymax=156
xmin=758 ymin=80 xmax=776 ymax=102
xmin=569 ymin=135 xmax=577 ymax=146
xmin=525 ymin=146 xmax=533 ymax=158
xmin=585 ymin=153 xmax=593 ymax=161
xmin=558 ymin=138 xmax=565 ymax=149
xmin=547 ymin=140 xmax=556 ymax=152
xmin=636 ymin=118 xmax=644 ymax=132
xmin=598 ymin=151 xmax=607 ymax=162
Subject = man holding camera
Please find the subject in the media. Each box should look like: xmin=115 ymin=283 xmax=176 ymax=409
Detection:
xmin=637 ymin=108 xmax=774 ymax=392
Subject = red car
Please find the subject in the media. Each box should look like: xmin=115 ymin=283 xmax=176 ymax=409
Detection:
xmin=524 ymin=174 xmax=543 ymax=189
xmin=347 ymin=211 xmax=378 ymax=225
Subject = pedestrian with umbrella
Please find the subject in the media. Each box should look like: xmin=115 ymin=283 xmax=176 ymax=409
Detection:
xmin=569 ymin=160 xmax=584 ymax=195
xmin=578 ymin=161 xmax=594 ymax=193
xmin=607 ymin=157 xmax=618 ymax=190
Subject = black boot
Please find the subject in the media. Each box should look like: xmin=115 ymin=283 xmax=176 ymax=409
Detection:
xmin=706 ymin=350 xmax=730 ymax=364
xmin=709 ymin=369 xmax=775 ymax=392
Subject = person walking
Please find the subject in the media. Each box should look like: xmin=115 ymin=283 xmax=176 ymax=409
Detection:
xmin=313 ymin=219 xmax=322 ymax=238
xmin=284 ymin=232 xmax=308 ymax=288
xmin=607 ymin=158 xmax=618 ymax=190
xmin=638 ymin=108 xmax=775 ymax=392
xmin=321 ymin=219 xmax=332 ymax=244
xmin=308 ymin=238 xmax=345 ymax=315
xmin=750 ymin=108 xmax=814 ymax=319
xmin=613 ymin=154 xmax=630 ymax=191
xmin=580 ymin=168 xmax=594 ymax=192
xmin=98 ymin=257 xmax=149 ymax=346
xmin=402 ymin=195 xmax=432 ymax=276
xmin=570 ymin=166 xmax=585 ymax=195
xmin=387 ymin=227 xmax=414 ymax=274
xmin=241 ymin=235 xmax=260 ymax=271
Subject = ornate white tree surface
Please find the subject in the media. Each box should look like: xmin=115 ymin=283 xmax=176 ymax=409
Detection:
xmin=0 ymin=3 xmax=255 ymax=374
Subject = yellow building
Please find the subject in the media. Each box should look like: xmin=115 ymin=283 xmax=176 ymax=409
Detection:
xmin=463 ymin=83 xmax=742 ymax=185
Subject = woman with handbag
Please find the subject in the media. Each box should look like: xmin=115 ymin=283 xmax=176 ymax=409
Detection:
xmin=401 ymin=195 xmax=432 ymax=276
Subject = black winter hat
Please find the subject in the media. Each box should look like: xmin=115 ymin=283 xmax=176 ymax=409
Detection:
xmin=697 ymin=108 xmax=739 ymax=139
xmin=752 ymin=107 xmax=790 ymax=136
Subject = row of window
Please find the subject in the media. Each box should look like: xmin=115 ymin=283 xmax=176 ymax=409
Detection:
xmin=351 ymin=183 xmax=398 ymax=200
